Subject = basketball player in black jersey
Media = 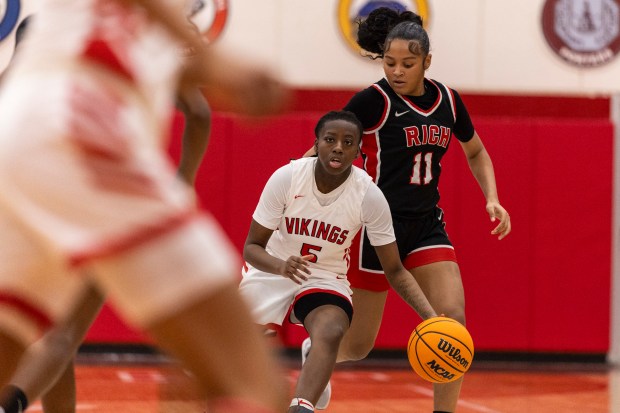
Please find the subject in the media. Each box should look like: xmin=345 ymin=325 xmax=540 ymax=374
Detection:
xmin=305 ymin=7 xmax=511 ymax=413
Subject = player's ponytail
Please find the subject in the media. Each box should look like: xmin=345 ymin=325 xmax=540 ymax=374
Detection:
xmin=356 ymin=7 xmax=428 ymax=58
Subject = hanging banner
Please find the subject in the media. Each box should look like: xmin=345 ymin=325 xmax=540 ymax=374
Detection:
xmin=187 ymin=0 xmax=228 ymax=44
xmin=337 ymin=0 xmax=430 ymax=57
xmin=542 ymin=0 xmax=620 ymax=67
xmin=0 ymin=0 xmax=21 ymax=41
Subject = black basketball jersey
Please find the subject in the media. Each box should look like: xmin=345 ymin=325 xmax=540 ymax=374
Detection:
xmin=344 ymin=78 xmax=474 ymax=219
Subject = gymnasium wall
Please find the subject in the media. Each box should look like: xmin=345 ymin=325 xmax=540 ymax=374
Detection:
xmin=0 ymin=1 xmax=616 ymax=354
xmin=1 ymin=0 xmax=619 ymax=96
xmin=85 ymin=89 xmax=614 ymax=354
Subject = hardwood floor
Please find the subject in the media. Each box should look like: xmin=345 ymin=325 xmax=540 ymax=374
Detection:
xmin=24 ymin=350 xmax=618 ymax=413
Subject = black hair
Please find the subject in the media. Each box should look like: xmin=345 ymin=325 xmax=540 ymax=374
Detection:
xmin=356 ymin=7 xmax=429 ymax=58
xmin=314 ymin=110 xmax=363 ymax=144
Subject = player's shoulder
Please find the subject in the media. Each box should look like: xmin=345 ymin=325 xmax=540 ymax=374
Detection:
xmin=429 ymin=78 xmax=462 ymax=98
xmin=349 ymin=165 xmax=375 ymax=191
xmin=290 ymin=156 xmax=315 ymax=169
xmin=349 ymin=80 xmax=385 ymax=103
xmin=351 ymin=164 xmax=372 ymax=180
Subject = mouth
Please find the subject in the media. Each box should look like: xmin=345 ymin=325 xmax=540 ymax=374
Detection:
xmin=329 ymin=157 xmax=343 ymax=168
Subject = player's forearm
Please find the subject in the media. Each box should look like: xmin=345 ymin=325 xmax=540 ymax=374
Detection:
xmin=385 ymin=270 xmax=437 ymax=320
xmin=243 ymin=245 xmax=286 ymax=276
xmin=176 ymin=88 xmax=211 ymax=185
xmin=467 ymin=148 xmax=500 ymax=203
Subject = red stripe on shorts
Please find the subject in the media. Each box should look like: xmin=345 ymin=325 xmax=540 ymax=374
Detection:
xmin=68 ymin=210 xmax=200 ymax=267
xmin=0 ymin=292 xmax=52 ymax=332
xmin=403 ymin=246 xmax=457 ymax=270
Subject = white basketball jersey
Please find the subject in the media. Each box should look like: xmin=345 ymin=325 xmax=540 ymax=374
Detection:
xmin=262 ymin=157 xmax=372 ymax=278
xmin=9 ymin=0 xmax=184 ymax=135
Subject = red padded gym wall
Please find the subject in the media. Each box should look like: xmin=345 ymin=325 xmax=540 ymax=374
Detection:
xmin=85 ymin=93 xmax=613 ymax=354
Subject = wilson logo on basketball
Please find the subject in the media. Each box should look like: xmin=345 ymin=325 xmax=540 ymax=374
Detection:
xmin=425 ymin=359 xmax=455 ymax=381
xmin=437 ymin=338 xmax=470 ymax=368
xmin=407 ymin=316 xmax=474 ymax=383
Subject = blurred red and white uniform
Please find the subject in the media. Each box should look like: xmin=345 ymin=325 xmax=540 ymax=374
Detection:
xmin=0 ymin=0 xmax=239 ymax=343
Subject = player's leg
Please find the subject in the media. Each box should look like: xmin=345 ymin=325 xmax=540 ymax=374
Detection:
xmin=146 ymin=282 xmax=287 ymax=412
xmin=24 ymin=284 xmax=104 ymax=413
xmin=40 ymin=363 xmax=75 ymax=413
xmin=336 ymin=288 xmax=387 ymax=362
xmin=0 ymin=283 xmax=104 ymax=413
xmin=89 ymin=218 xmax=289 ymax=413
xmin=336 ymin=232 xmax=389 ymax=362
xmin=292 ymin=296 xmax=351 ymax=412
xmin=410 ymin=260 xmax=465 ymax=413
xmin=0 ymin=333 xmax=25 ymax=390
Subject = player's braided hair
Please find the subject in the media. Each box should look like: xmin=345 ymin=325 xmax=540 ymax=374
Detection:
xmin=356 ymin=7 xmax=429 ymax=59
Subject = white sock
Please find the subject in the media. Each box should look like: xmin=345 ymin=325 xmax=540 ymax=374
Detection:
xmin=290 ymin=397 xmax=314 ymax=411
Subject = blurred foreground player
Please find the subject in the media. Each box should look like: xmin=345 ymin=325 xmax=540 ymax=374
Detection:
xmin=0 ymin=0 xmax=289 ymax=412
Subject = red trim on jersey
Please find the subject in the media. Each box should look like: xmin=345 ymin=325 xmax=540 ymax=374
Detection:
xmin=401 ymin=79 xmax=442 ymax=115
xmin=82 ymin=38 xmax=134 ymax=82
xmin=403 ymin=246 xmax=457 ymax=269
xmin=68 ymin=209 xmax=200 ymax=267
xmin=362 ymin=132 xmax=379 ymax=181
xmin=441 ymin=81 xmax=457 ymax=122
xmin=0 ymin=292 xmax=52 ymax=332
xmin=370 ymin=84 xmax=390 ymax=131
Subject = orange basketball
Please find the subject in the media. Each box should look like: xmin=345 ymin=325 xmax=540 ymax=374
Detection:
xmin=407 ymin=316 xmax=474 ymax=383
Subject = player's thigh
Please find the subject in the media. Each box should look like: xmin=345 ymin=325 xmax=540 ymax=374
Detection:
xmin=410 ymin=261 xmax=465 ymax=323
xmin=0 ymin=212 xmax=89 ymax=345
xmin=239 ymin=268 xmax=299 ymax=328
xmin=88 ymin=215 xmax=241 ymax=329
xmin=147 ymin=282 xmax=286 ymax=405
xmin=341 ymin=288 xmax=388 ymax=349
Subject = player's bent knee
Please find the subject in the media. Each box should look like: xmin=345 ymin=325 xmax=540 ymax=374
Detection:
xmin=339 ymin=338 xmax=374 ymax=361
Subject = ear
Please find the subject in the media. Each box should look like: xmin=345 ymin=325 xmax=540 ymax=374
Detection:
xmin=424 ymin=54 xmax=432 ymax=71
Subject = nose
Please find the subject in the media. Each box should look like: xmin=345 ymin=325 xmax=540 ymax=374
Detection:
xmin=393 ymin=66 xmax=404 ymax=76
xmin=333 ymin=141 xmax=344 ymax=153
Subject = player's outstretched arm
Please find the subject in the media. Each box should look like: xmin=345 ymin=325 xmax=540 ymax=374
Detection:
xmin=374 ymin=243 xmax=437 ymax=320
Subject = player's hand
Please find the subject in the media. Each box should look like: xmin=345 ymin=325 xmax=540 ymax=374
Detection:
xmin=486 ymin=201 xmax=511 ymax=240
xmin=191 ymin=48 xmax=290 ymax=117
xmin=280 ymin=255 xmax=312 ymax=285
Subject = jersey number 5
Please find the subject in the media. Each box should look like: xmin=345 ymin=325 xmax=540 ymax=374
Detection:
xmin=410 ymin=152 xmax=434 ymax=185
xmin=300 ymin=243 xmax=322 ymax=263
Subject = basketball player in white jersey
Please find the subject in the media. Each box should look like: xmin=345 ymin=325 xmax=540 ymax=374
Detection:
xmin=0 ymin=1 xmax=288 ymax=413
xmin=239 ymin=111 xmax=437 ymax=413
